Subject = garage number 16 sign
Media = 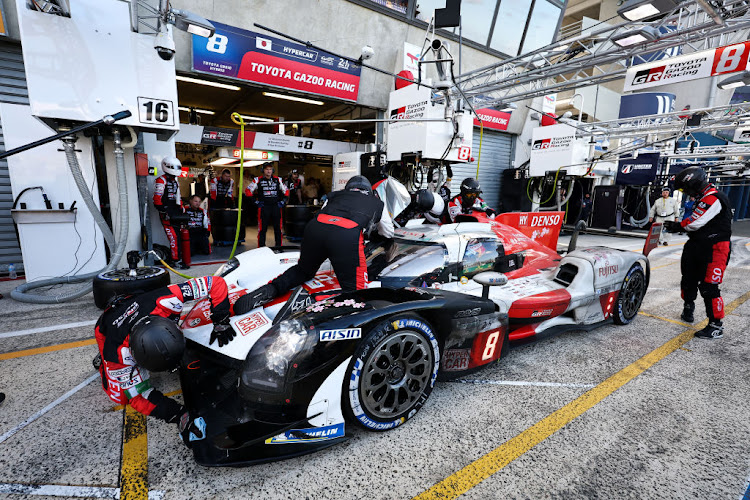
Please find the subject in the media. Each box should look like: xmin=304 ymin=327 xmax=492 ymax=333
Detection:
xmin=192 ymin=21 xmax=362 ymax=102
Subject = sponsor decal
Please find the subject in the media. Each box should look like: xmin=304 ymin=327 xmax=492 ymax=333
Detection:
xmin=530 ymin=214 xmax=561 ymax=227
xmin=531 ymin=135 xmax=573 ymax=151
xmin=319 ymin=328 xmax=362 ymax=341
xmin=266 ymin=422 xmax=345 ymax=444
xmin=113 ymin=302 xmax=139 ymax=328
xmin=621 ymin=163 xmax=654 ymax=174
xmin=473 ymin=108 xmax=511 ymax=131
xmin=454 ymin=307 xmax=482 ymax=318
xmin=598 ymin=264 xmax=620 ymax=278
xmin=307 ymin=298 xmax=365 ymax=313
xmin=405 ymin=286 xmax=430 ymax=295
xmin=280 ymin=258 xmax=299 ymax=264
xmin=460 ymin=276 xmax=469 ymax=285
xmin=531 ymin=308 xmax=554 ymax=317
xmin=235 ymin=312 xmax=269 ymax=336
xmin=201 ymin=127 xmax=239 ymax=146
xmin=188 ymin=318 xmax=201 ymax=327
xmin=389 ymin=100 xmax=428 ymax=120
xmin=442 ymin=349 xmax=470 ymax=371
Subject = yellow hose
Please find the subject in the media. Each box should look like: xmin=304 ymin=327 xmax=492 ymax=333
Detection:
xmin=147 ymin=251 xmax=195 ymax=279
xmin=230 ymin=113 xmax=247 ymax=260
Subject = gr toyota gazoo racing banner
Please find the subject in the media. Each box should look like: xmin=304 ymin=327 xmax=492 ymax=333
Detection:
xmin=624 ymin=41 xmax=750 ymax=92
xmin=192 ymin=21 xmax=361 ymax=101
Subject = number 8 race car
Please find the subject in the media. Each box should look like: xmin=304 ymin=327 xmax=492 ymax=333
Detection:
xmin=177 ymin=212 xmax=658 ymax=466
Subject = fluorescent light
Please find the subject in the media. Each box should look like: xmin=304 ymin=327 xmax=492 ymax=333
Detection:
xmin=178 ymin=106 xmax=215 ymax=115
xmin=210 ymin=158 xmax=237 ymax=166
xmin=262 ymin=92 xmax=324 ymax=105
xmin=612 ymin=26 xmax=659 ymax=47
xmin=176 ymin=75 xmax=241 ymax=91
xmin=187 ymin=24 xmax=212 ymax=38
xmin=240 ymin=115 xmax=275 ymax=122
xmin=617 ymin=0 xmax=677 ymax=21
xmin=334 ymin=128 xmax=348 ymax=132
xmin=717 ymin=71 xmax=750 ymax=90
xmin=622 ymin=4 xmax=660 ymax=19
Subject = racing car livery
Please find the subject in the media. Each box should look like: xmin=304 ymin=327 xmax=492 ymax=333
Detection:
xmin=177 ymin=213 xmax=652 ymax=466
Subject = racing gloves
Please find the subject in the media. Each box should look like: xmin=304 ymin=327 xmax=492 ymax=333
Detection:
xmin=663 ymin=220 xmax=682 ymax=233
xmin=210 ymin=323 xmax=236 ymax=347
xmin=178 ymin=410 xmax=206 ymax=447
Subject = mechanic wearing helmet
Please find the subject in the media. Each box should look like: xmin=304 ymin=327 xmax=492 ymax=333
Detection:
xmin=665 ymin=167 xmax=732 ymax=339
xmin=209 ymin=168 xmax=235 ymax=210
xmin=244 ymin=163 xmax=289 ymax=247
xmin=94 ymin=276 xmax=232 ymax=445
xmin=153 ymin=157 xmax=187 ymax=268
xmin=448 ymin=178 xmax=495 ymax=222
xmin=649 ymin=186 xmax=679 ymax=246
xmin=238 ymin=175 xmax=394 ymax=311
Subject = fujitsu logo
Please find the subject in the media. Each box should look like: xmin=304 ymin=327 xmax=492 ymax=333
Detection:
xmin=598 ymin=264 xmax=619 ymax=277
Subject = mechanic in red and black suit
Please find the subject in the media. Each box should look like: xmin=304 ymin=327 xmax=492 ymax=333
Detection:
xmin=237 ymin=176 xmax=394 ymax=311
xmin=666 ymin=167 xmax=733 ymax=339
xmin=244 ymin=163 xmax=289 ymax=247
xmin=153 ymin=157 xmax=186 ymax=267
xmin=186 ymin=194 xmax=211 ymax=256
xmin=447 ymin=177 xmax=496 ymax=222
xmin=94 ymin=276 xmax=234 ymax=445
xmin=209 ymin=168 xmax=235 ymax=210
xmin=286 ymin=169 xmax=303 ymax=205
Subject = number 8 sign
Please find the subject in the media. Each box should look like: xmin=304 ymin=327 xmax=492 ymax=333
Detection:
xmin=457 ymin=145 xmax=471 ymax=161
xmin=712 ymin=42 xmax=750 ymax=75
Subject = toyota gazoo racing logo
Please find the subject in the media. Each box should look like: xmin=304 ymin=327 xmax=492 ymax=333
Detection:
xmin=532 ymin=138 xmax=551 ymax=150
xmin=631 ymin=56 xmax=707 ymax=86
xmin=631 ymin=66 xmax=666 ymax=86
xmin=532 ymin=135 xmax=573 ymax=151
xmin=621 ymin=163 xmax=653 ymax=174
xmin=389 ymin=100 xmax=427 ymax=121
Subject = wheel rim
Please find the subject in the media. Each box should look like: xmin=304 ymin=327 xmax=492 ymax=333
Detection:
xmin=361 ymin=331 xmax=434 ymax=419
xmin=101 ymin=268 xmax=162 ymax=280
xmin=621 ymin=271 xmax=645 ymax=319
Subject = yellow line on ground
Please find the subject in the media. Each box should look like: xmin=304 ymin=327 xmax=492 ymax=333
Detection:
xmin=111 ymin=390 xmax=183 ymax=412
xmin=120 ymin=405 xmax=149 ymax=500
xmin=651 ymin=261 xmax=679 ymax=270
xmin=638 ymin=311 xmax=695 ymax=329
xmin=413 ymin=290 xmax=750 ymax=500
xmin=0 ymin=339 xmax=96 ymax=361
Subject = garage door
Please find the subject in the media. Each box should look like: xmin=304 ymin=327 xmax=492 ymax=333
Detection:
xmin=0 ymin=41 xmax=28 ymax=274
xmin=448 ymin=128 xmax=513 ymax=210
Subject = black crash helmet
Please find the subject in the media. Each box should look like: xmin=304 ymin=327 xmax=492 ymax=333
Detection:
xmin=415 ymin=189 xmax=435 ymax=211
xmin=345 ymin=175 xmax=373 ymax=195
xmin=673 ymin=167 xmax=708 ymax=197
xmin=129 ymin=316 xmax=185 ymax=372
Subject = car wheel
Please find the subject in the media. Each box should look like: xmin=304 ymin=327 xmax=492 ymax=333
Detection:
xmin=613 ymin=263 xmax=646 ymax=325
xmin=92 ymin=267 xmax=170 ymax=309
xmin=343 ymin=315 xmax=440 ymax=431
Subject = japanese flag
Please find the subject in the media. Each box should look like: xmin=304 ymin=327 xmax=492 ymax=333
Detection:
xmin=256 ymin=37 xmax=272 ymax=51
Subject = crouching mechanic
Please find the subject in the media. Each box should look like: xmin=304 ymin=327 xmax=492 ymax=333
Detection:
xmin=448 ymin=178 xmax=495 ymax=222
xmin=94 ymin=276 xmax=234 ymax=445
xmin=664 ymin=167 xmax=732 ymax=339
xmin=238 ymin=175 xmax=394 ymax=311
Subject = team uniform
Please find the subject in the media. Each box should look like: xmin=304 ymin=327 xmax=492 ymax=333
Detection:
xmin=94 ymin=277 xmax=230 ymax=422
xmin=448 ymin=195 xmax=492 ymax=222
xmin=186 ymin=206 xmax=211 ymax=255
xmin=153 ymin=174 xmax=184 ymax=261
xmin=245 ymin=175 xmax=288 ymax=247
xmin=287 ymin=176 xmax=303 ymax=204
xmin=209 ymin=178 xmax=235 ymax=209
xmin=650 ymin=195 xmax=679 ymax=244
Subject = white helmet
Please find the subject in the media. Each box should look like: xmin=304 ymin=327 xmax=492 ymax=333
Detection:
xmin=161 ymin=156 xmax=184 ymax=177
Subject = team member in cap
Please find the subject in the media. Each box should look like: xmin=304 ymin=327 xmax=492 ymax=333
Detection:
xmin=649 ymin=186 xmax=679 ymax=246
xmin=94 ymin=276 xmax=232 ymax=444
xmin=287 ymin=169 xmax=303 ymax=205
xmin=153 ymin=157 xmax=187 ymax=267
xmin=447 ymin=177 xmax=495 ymax=222
xmin=185 ymin=195 xmax=211 ymax=256
xmin=665 ymin=167 xmax=732 ymax=339
xmin=238 ymin=175 xmax=394 ymax=311
xmin=209 ymin=169 xmax=235 ymax=210
xmin=245 ymin=163 xmax=288 ymax=247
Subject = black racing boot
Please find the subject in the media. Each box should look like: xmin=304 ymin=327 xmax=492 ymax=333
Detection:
xmin=234 ymin=284 xmax=278 ymax=315
xmin=681 ymin=302 xmax=695 ymax=323
xmin=695 ymin=321 xmax=723 ymax=339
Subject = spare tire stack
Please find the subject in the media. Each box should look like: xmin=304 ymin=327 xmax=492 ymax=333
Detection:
xmin=211 ymin=209 xmax=245 ymax=245
xmin=283 ymin=205 xmax=320 ymax=240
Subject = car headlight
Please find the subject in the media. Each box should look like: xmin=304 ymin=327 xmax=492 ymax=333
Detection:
xmin=215 ymin=257 xmax=239 ymax=277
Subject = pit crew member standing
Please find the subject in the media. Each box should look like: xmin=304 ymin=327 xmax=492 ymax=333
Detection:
xmin=448 ymin=178 xmax=495 ymax=222
xmin=186 ymin=195 xmax=211 ymax=256
xmin=209 ymin=169 xmax=235 ymax=210
xmin=665 ymin=167 xmax=732 ymax=339
xmin=238 ymin=176 xmax=394 ymax=311
xmin=244 ymin=163 xmax=288 ymax=247
xmin=287 ymin=169 xmax=303 ymax=205
xmin=649 ymin=187 xmax=679 ymax=246
xmin=153 ymin=157 xmax=186 ymax=266
xmin=94 ymin=276 xmax=233 ymax=444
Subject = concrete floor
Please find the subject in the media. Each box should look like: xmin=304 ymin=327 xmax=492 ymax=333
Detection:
xmin=1 ymin=234 xmax=750 ymax=499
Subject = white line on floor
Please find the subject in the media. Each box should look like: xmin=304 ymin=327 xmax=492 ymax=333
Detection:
xmin=454 ymin=379 xmax=596 ymax=388
xmin=0 ymin=483 xmax=164 ymax=499
xmin=0 ymin=320 xmax=97 ymax=339
xmin=0 ymin=373 xmax=98 ymax=445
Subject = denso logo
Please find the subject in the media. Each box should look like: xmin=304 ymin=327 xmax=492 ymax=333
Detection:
xmin=320 ymin=328 xmax=362 ymax=342
xmin=532 ymin=139 xmax=551 ymax=150
xmin=530 ymin=214 xmax=561 ymax=227
xmin=598 ymin=264 xmax=619 ymax=277
xmin=632 ymin=66 xmax=665 ymax=85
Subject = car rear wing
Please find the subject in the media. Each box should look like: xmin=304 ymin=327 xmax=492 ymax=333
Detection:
xmin=494 ymin=211 xmax=565 ymax=252
xmin=642 ymin=223 xmax=662 ymax=257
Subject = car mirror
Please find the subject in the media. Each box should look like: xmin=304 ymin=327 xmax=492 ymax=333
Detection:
xmin=473 ymin=272 xmax=508 ymax=298
xmin=494 ymin=252 xmax=524 ymax=273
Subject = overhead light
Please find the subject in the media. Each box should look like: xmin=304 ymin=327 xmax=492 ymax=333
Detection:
xmin=612 ymin=26 xmax=660 ymax=47
xmin=717 ymin=71 xmax=750 ymax=89
xmin=617 ymin=0 xmax=678 ymax=20
xmin=262 ymin=92 xmax=325 ymax=105
xmin=240 ymin=115 xmax=275 ymax=122
xmin=176 ymin=75 xmax=241 ymax=91
xmin=210 ymin=158 xmax=237 ymax=166
xmin=178 ymin=106 xmax=215 ymax=115
xmin=354 ymin=130 xmax=362 ymax=134
xmin=170 ymin=9 xmax=215 ymax=38
xmin=334 ymin=128 xmax=348 ymax=132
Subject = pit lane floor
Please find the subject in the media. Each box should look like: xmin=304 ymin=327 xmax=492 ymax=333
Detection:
xmin=1 ymin=234 xmax=749 ymax=500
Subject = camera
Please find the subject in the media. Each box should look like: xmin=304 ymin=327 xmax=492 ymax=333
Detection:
xmin=360 ymin=45 xmax=375 ymax=61
xmin=154 ymin=30 xmax=176 ymax=61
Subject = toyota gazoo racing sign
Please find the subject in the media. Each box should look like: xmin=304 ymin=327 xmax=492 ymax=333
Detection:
xmin=624 ymin=41 xmax=750 ymax=92
xmin=529 ymin=123 xmax=589 ymax=177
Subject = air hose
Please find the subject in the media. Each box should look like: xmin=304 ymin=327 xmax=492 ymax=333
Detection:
xmin=11 ymin=130 xmax=129 ymax=303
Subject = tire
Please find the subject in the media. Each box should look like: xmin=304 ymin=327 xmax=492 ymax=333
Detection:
xmin=212 ymin=224 xmax=245 ymax=243
xmin=343 ymin=315 xmax=440 ymax=431
xmin=92 ymin=267 xmax=170 ymax=309
xmin=613 ymin=263 xmax=647 ymax=325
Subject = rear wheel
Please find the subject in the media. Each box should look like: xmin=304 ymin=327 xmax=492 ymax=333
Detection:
xmin=613 ymin=263 xmax=646 ymax=325
xmin=343 ymin=315 xmax=439 ymax=431
xmin=92 ymin=267 xmax=170 ymax=309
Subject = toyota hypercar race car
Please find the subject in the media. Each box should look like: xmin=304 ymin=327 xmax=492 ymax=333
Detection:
xmin=176 ymin=212 xmax=655 ymax=466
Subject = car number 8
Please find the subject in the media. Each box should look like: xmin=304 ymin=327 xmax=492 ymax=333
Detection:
xmin=482 ymin=331 xmax=500 ymax=360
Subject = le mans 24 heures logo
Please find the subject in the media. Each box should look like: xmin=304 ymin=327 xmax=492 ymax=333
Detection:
xmin=532 ymin=135 xmax=573 ymax=151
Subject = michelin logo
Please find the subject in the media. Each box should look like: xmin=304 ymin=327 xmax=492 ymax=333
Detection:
xmin=320 ymin=328 xmax=362 ymax=341
xmin=266 ymin=423 xmax=345 ymax=444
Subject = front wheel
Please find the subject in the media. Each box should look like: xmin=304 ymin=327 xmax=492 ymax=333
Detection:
xmin=613 ymin=263 xmax=647 ymax=325
xmin=343 ymin=315 xmax=440 ymax=431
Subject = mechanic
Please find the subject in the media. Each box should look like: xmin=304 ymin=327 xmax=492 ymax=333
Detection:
xmin=238 ymin=176 xmax=395 ymax=311
xmin=286 ymin=169 xmax=303 ymax=205
xmin=94 ymin=276 xmax=233 ymax=444
xmin=153 ymin=157 xmax=187 ymax=268
xmin=448 ymin=178 xmax=495 ymax=222
xmin=244 ymin=163 xmax=289 ymax=247
xmin=579 ymin=192 xmax=593 ymax=224
xmin=209 ymin=169 xmax=235 ymax=210
xmin=186 ymin=194 xmax=211 ymax=256
xmin=649 ymin=186 xmax=679 ymax=246
xmin=682 ymin=195 xmax=696 ymax=221
xmin=665 ymin=167 xmax=732 ymax=339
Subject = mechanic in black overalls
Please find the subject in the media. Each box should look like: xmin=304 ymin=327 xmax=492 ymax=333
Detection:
xmin=209 ymin=169 xmax=235 ymax=210
xmin=238 ymin=176 xmax=394 ymax=311
xmin=244 ymin=163 xmax=288 ymax=247
xmin=287 ymin=169 xmax=303 ymax=205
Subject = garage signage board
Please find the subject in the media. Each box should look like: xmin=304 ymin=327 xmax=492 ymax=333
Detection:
xmin=473 ymin=108 xmax=511 ymax=131
xmin=193 ymin=21 xmax=362 ymax=101
xmin=615 ymin=153 xmax=660 ymax=185
xmin=624 ymin=41 xmax=750 ymax=92
xmin=529 ymin=124 xmax=589 ymax=177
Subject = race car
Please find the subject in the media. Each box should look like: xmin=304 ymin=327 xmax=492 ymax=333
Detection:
xmin=176 ymin=213 xmax=656 ymax=466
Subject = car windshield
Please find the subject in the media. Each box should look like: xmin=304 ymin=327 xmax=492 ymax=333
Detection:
xmin=366 ymin=238 xmax=449 ymax=288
